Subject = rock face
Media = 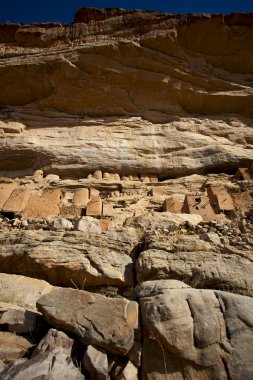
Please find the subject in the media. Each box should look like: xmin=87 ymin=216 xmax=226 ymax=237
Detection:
xmin=0 ymin=228 xmax=139 ymax=288
xmin=136 ymin=234 xmax=253 ymax=296
xmin=137 ymin=280 xmax=253 ymax=380
xmin=0 ymin=9 xmax=253 ymax=179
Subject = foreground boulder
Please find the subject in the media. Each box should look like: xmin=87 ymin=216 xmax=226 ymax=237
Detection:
xmin=136 ymin=280 xmax=253 ymax=380
xmin=0 ymin=228 xmax=139 ymax=288
xmin=0 ymin=329 xmax=84 ymax=379
xmin=37 ymin=288 xmax=138 ymax=355
xmin=136 ymin=234 xmax=253 ymax=296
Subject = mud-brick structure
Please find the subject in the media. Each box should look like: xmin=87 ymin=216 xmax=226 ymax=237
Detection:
xmin=207 ymin=185 xmax=235 ymax=214
xmin=182 ymin=195 xmax=216 ymax=221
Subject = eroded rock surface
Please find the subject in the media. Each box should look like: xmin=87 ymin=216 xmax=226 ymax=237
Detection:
xmin=0 ymin=10 xmax=253 ymax=179
xmin=0 ymin=228 xmax=139 ymax=288
xmin=136 ymin=234 xmax=253 ymax=296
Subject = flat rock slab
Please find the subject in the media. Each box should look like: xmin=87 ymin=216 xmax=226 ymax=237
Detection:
xmin=136 ymin=234 xmax=253 ymax=296
xmin=136 ymin=280 xmax=253 ymax=380
xmin=0 ymin=229 xmax=139 ymax=287
xmin=37 ymin=287 xmax=138 ymax=355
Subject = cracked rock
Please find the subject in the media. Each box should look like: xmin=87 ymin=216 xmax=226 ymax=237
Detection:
xmin=37 ymin=287 xmax=138 ymax=355
xmin=136 ymin=279 xmax=253 ymax=380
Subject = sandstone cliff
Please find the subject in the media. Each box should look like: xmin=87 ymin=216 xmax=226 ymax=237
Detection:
xmin=0 ymin=8 xmax=253 ymax=178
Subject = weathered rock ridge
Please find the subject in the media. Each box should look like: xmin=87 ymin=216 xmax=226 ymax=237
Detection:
xmin=0 ymin=8 xmax=253 ymax=178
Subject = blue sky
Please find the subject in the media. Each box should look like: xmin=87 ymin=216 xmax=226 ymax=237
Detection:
xmin=1 ymin=1 xmax=253 ymax=24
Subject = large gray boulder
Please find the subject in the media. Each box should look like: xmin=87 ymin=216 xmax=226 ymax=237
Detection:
xmin=136 ymin=280 xmax=253 ymax=380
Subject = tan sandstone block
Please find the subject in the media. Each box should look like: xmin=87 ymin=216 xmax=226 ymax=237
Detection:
xmin=0 ymin=332 xmax=33 ymax=364
xmin=72 ymin=188 xmax=89 ymax=207
xmin=0 ymin=183 xmax=17 ymax=209
xmin=86 ymin=196 xmax=102 ymax=216
xmin=235 ymin=167 xmax=252 ymax=180
xmin=232 ymin=191 xmax=252 ymax=212
xmin=3 ymin=188 xmax=31 ymax=213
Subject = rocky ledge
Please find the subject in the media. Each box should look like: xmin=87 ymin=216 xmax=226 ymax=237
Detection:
xmin=0 ymin=6 xmax=253 ymax=380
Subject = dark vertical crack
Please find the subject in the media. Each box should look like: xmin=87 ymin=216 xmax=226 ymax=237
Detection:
xmin=214 ymin=291 xmax=233 ymax=380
